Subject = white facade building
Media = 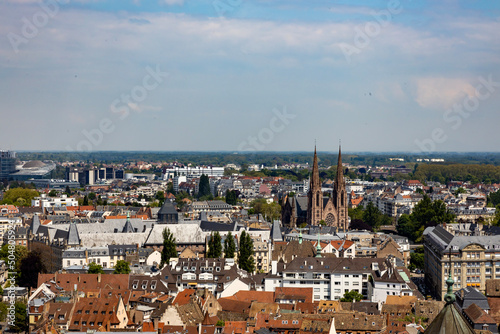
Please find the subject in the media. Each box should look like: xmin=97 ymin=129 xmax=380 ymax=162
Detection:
xmin=368 ymin=265 xmax=417 ymax=304
xmin=270 ymin=257 xmax=387 ymax=302
xmin=31 ymin=194 xmax=78 ymax=209
xmin=163 ymin=166 xmax=224 ymax=180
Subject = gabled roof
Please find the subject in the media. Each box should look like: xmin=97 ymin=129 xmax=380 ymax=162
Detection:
xmin=463 ymin=303 xmax=496 ymax=324
xmin=455 ymin=287 xmax=490 ymax=311
xmin=274 ymin=287 xmax=313 ymax=303
xmin=173 ymin=289 xmax=197 ymax=306
xmin=38 ymin=273 xmax=129 ymax=293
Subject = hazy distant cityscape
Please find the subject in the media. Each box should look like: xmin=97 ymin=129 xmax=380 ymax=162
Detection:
xmin=2 ymin=0 xmax=500 ymax=333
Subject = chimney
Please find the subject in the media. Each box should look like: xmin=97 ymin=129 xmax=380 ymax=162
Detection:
xmin=198 ymin=322 xmax=202 ymax=334
xmin=98 ymin=273 xmax=101 ymax=283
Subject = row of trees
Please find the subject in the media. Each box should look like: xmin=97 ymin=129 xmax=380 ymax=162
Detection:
xmin=413 ymin=163 xmax=500 ymax=184
xmin=160 ymin=228 xmax=255 ymax=272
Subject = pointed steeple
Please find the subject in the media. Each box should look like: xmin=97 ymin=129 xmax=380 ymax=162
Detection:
xmin=311 ymin=145 xmax=320 ymax=189
xmin=315 ymin=233 xmax=322 ymax=257
xmin=122 ymin=211 xmax=134 ymax=233
xmin=335 ymin=144 xmax=344 ymax=191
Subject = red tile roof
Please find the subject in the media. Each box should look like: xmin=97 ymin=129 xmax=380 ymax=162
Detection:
xmin=38 ymin=273 xmax=129 ymax=293
xmin=173 ymin=289 xmax=197 ymax=306
xmin=274 ymin=287 xmax=313 ymax=303
xmin=226 ymin=290 xmax=274 ymax=304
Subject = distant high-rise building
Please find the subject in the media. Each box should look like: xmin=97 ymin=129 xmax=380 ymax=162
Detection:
xmin=0 ymin=150 xmax=17 ymax=180
xmin=66 ymin=166 xmax=123 ymax=185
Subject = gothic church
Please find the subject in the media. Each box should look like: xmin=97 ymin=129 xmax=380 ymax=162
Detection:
xmin=281 ymin=146 xmax=348 ymax=231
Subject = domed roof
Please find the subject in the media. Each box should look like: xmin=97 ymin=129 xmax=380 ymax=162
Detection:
xmin=23 ymin=160 xmax=46 ymax=168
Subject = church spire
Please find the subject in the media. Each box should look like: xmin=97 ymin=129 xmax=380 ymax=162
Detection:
xmin=311 ymin=145 xmax=320 ymax=189
xmin=335 ymin=144 xmax=344 ymax=191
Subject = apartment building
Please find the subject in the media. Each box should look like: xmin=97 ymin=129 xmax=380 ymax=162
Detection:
xmin=424 ymin=224 xmax=500 ymax=300
xmin=31 ymin=194 xmax=78 ymax=209
xmin=277 ymin=257 xmax=387 ymax=301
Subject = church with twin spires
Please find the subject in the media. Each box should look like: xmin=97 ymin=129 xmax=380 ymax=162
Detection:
xmin=281 ymin=146 xmax=348 ymax=231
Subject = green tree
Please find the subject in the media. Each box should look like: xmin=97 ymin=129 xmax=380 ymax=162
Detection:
xmin=88 ymin=262 xmax=104 ymax=274
xmin=225 ymin=190 xmax=238 ymax=205
xmin=161 ymin=228 xmax=177 ymax=267
xmin=82 ymin=195 xmax=89 ymax=206
xmin=9 ymin=301 xmax=28 ymax=333
xmin=224 ymin=231 xmax=236 ymax=258
xmin=410 ymin=247 xmax=425 ymax=270
xmin=198 ymin=174 xmax=211 ymax=198
xmin=48 ymin=189 xmax=57 ymax=197
xmin=340 ymin=290 xmax=364 ymax=302
xmin=493 ymin=205 xmax=500 ymax=226
xmin=363 ymin=202 xmax=382 ymax=229
xmin=238 ymin=231 xmax=255 ymax=273
xmin=207 ymin=231 xmax=223 ymax=258
xmin=18 ymin=251 xmax=46 ymax=288
xmin=65 ymin=185 xmax=72 ymax=195
xmin=397 ymin=195 xmax=455 ymax=242
xmin=156 ymin=191 xmax=165 ymax=205
xmin=1 ymin=188 xmax=39 ymax=206
xmin=348 ymin=206 xmax=364 ymax=221
xmin=0 ymin=302 xmax=7 ymax=322
xmin=489 ymin=190 xmax=500 ymax=207
xmin=167 ymin=182 xmax=175 ymax=195
xmin=113 ymin=260 xmax=131 ymax=274
xmin=88 ymin=192 xmax=97 ymax=201
xmin=0 ymin=245 xmax=28 ymax=274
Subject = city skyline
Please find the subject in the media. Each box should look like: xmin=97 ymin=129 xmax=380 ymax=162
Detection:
xmin=1 ymin=0 xmax=499 ymax=152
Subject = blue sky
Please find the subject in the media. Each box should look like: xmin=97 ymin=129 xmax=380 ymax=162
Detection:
xmin=0 ymin=0 xmax=499 ymax=153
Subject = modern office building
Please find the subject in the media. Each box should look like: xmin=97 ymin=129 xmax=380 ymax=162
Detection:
xmin=0 ymin=150 xmax=17 ymax=180
xmin=66 ymin=167 xmax=124 ymax=185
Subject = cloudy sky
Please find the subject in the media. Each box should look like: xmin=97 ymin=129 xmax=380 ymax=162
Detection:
xmin=1 ymin=0 xmax=499 ymax=153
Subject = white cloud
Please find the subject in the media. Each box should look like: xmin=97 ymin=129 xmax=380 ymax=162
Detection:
xmin=414 ymin=77 xmax=476 ymax=110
